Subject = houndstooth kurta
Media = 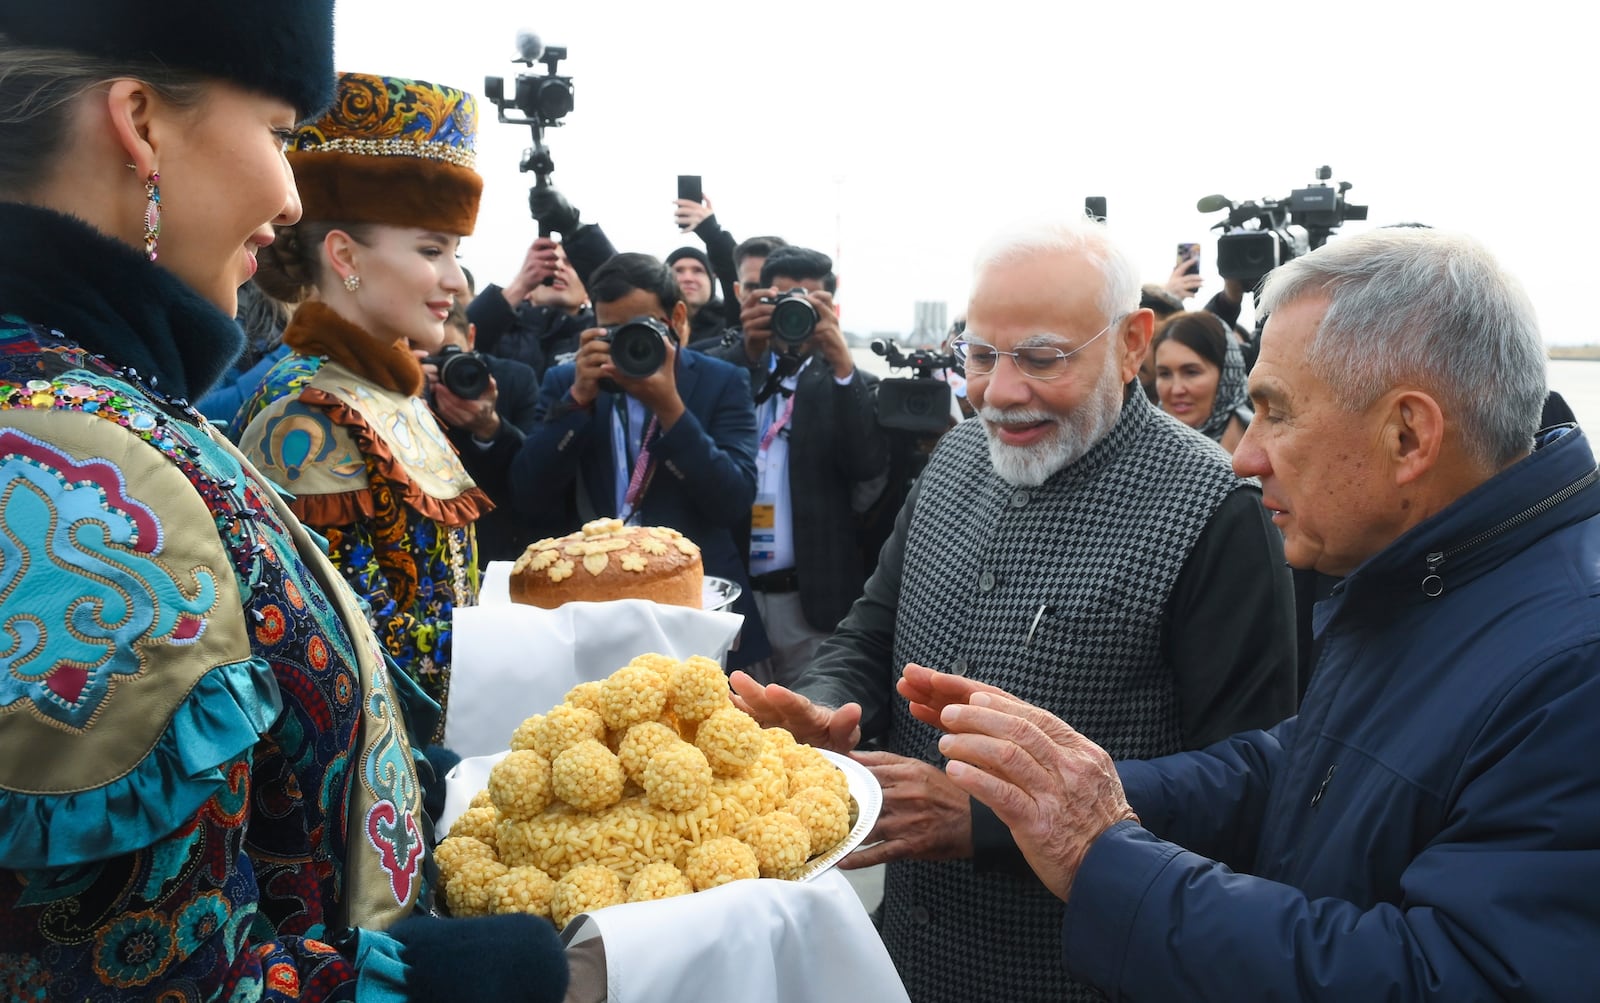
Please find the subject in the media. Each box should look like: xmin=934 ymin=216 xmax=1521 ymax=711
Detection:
xmin=881 ymin=392 xmax=1244 ymax=1002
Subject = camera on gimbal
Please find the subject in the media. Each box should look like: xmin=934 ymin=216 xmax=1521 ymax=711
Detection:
xmin=600 ymin=316 xmax=674 ymax=381
xmin=1199 ymin=166 xmax=1369 ymax=285
xmin=762 ymin=288 xmax=818 ymax=347
xmin=871 ymin=339 xmax=959 ymax=436
xmin=485 ymin=33 xmax=575 ymax=237
xmin=421 ymin=345 xmax=491 ymax=399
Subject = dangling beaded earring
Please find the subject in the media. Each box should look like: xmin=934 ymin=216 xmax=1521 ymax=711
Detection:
xmin=140 ymin=171 xmax=161 ymax=261
xmin=343 ymin=274 xmax=362 ymax=292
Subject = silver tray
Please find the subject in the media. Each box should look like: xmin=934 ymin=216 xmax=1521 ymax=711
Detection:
xmin=793 ymin=749 xmax=883 ymax=882
xmin=702 ymin=576 xmax=741 ymax=612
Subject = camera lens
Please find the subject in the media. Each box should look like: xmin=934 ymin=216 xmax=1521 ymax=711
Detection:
xmin=439 ymin=351 xmax=491 ymax=399
xmin=770 ymin=295 xmax=817 ymax=346
xmin=608 ymin=320 xmax=669 ymax=378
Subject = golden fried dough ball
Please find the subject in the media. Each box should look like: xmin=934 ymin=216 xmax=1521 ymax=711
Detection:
xmin=564 ymin=680 xmax=606 ymax=717
xmin=617 ymin=721 xmax=681 ymax=783
xmin=447 ymin=806 xmax=501 ymax=850
xmin=739 ymin=811 xmax=811 ymax=877
xmin=488 ymin=749 xmax=554 ymax=821
xmin=668 ymin=655 xmax=732 ymax=724
xmin=491 ymin=866 xmax=556 ymax=918
xmin=627 ymin=862 xmax=694 ymax=902
xmin=445 ymin=856 xmax=510 ymax=918
xmin=552 ymin=739 xmax=626 ymax=812
xmin=694 ymin=706 xmax=765 ymax=778
xmin=684 ymin=836 xmax=760 ymax=891
xmin=509 ymin=713 xmax=544 ymax=752
xmin=786 ymin=786 xmax=851 ymax=854
xmin=535 ymin=704 xmax=606 ymax=760
xmin=641 ymin=742 xmax=714 ymax=812
xmin=434 ymin=835 xmax=496 ymax=898
xmin=599 ymin=663 xmax=671 ymax=732
xmin=552 ymin=865 xmax=627 ymax=929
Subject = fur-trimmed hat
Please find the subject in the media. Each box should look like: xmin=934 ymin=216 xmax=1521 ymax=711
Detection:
xmin=288 ymin=73 xmax=482 ymax=237
xmin=0 ymin=1 xmax=336 ymax=119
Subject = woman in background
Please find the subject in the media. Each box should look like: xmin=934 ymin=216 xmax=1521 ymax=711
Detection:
xmin=237 ymin=73 xmax=493 ymax=736
xmin=1153 ymin=310 xmax=1252 ymax=452
xmin=0 ymin=5 xmax=562 ymax=999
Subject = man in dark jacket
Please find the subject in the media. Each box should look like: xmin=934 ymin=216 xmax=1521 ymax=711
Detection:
xmin=666 ymin=246 xmax=725 ymax=346
xmin=465 ymin=188 xmax=617 ymax=380
xmin=731 ymin=219 xmax=1297 ymax=1001
xmin=508 ymin=252 xmax=769 ymax=668
xmin=909 ymin=226 xmax=1600 ymax=1001
xmin=704 ymin=246 xmax=889 ymax=685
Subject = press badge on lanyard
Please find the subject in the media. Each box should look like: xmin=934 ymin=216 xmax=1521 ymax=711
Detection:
xmin=751 ymin=393 xmax=794 ymax=564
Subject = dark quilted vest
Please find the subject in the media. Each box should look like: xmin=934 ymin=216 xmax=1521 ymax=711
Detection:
xmin=882 ymin=392 xmax=1242 ymax=1002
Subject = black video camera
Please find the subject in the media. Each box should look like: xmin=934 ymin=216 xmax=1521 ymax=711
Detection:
xmin=871 ymin=339 xmax=959 ymax=436
xmin=762 ymin=288 xmax=818 ymax=347
xmin=422 ymin=345 xmax=491 ymax=399
xmin=1199 ymin=166 xmax=1369 ymax=285
xmin=601 ymin=316 xmax=674 ymax=382
xmin=485 ymin=33 xmax=575 ymax=236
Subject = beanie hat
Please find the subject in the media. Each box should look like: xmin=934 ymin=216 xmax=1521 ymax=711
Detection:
xmin=288 ymin=73 xmax=483 ymax=236
xmin=666 ymin=246 xmax=715 ymax=278
xmin=0 ymin=0 xmax=336 ymax=119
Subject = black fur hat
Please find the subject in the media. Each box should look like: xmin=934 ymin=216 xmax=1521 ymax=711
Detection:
xmin=0 ymin=0 xmax=337 ymax=119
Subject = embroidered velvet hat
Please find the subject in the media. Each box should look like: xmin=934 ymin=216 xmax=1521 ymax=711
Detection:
xmin=0 ymin=0 xmax=337 ymax=119
xmin=288 ymin=73 xmax=483 ymax=237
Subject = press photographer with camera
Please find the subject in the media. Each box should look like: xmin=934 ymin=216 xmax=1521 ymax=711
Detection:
xmin=420 ymin=305 xmax=549 ymax=565
xmin=704 ymin=246 xmax=889 ymax=685
xmin=509 ymin=252 xmax=770 ymax=668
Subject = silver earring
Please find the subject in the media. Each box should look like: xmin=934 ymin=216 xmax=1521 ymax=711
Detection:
xmin=344 ymin=274 xmax=361 ymax=292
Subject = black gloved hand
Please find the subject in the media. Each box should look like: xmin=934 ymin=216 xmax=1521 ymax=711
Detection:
xmin=529 ymin=186 xmax=581 ymax=236
xmin=388 ymin=913 xmax=569 ymax=1002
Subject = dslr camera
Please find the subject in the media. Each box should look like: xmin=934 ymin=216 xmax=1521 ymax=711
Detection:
xmin=1199 ymin=165 xmax=1368 ymax=285
xmin=484 ymin=33 xmax=575 ymax=236
xmin=601 ymin=316 xmax=674 ymax=380
xmin=762 ymin=288 xmax=818 ymax=347
xmin=871 ymin=339 xmax=958 ymax=436
xmin=421 ymin=345 xmax=491 ymax=399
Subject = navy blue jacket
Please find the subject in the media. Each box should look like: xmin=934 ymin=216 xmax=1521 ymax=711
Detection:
xmin=1061 ymin=425 xmax=1600 ymax=1000
xmin=509 ymin=347 xmax=769 ymax=665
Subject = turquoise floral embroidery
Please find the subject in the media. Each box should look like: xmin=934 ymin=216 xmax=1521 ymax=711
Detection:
xmin=0 ymin=428 xmax=216 ymax=730
xmin=93 ymin=910 xmax=175 ymax=988
xmin=175 ymin=892 xmax=231 ymax=958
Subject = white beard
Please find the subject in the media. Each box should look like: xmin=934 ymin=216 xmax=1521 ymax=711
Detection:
xmin=979 ymin=351 xmax=1125 ymax=487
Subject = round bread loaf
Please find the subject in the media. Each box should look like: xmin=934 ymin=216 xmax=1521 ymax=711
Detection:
xmin=509 ymin=519 xmax=704 ymax=609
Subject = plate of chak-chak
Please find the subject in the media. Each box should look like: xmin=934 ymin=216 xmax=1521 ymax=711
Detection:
xmin=433 ymin=652 xmax=883 ymax=928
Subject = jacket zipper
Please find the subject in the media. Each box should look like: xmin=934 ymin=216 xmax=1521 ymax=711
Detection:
xmin=1422 ymin=466 xmax=1599 ymax=596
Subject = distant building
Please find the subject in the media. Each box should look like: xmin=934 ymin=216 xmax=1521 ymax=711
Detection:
xmin=911 ymin=301 xmax=948 ymax=346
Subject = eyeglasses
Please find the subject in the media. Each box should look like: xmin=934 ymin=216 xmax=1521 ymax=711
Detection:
xmin=953 ymin=317 xmax=1121 ymax=381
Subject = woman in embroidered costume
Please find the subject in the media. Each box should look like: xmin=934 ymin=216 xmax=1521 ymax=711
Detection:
xmin=0 ymin=4 xmax=565 ymax=1001
xmin=234 ymin=74 xmax=492 ymax=733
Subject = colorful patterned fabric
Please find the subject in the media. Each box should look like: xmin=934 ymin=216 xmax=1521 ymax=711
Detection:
xmin=294 ymin=73 xmax=478 ymax=168
xmin=286 ymin=73 xmax=482 ymax=235
xmin=241 ymin=350 xmax=481 ymax=738
xmin=0 ymin=323 xmax=430 ymax=1000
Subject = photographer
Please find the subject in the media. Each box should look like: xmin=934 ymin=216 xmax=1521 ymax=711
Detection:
xmin=508 ymin=252 xmax=770 ymax=668
xmin=422 ymin=306 xmax=552 ymax=564
xmin=704 ymin=247 xmax=889 ymax=685
xmin=465 ymin=186 xmax=619 ymax=379
xmin=672 ymin=194 xmax=741 ymax=327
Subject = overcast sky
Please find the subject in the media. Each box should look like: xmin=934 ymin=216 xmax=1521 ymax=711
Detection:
xmin=333 ymin=0 xmax=1590 ymax=344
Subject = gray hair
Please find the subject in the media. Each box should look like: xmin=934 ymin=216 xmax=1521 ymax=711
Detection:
xmin=1258 ymin=228 xmax=1546 ymax=469
xmin=972 ymin=216 xmax=1142 ymax=328
xmin=0 ymin=37 xmax=207 ymax=195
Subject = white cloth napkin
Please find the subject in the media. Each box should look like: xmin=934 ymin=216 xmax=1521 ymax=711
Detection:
xmin=562 ymin=870 xmax=910 ymax=1003
xmin=443 ymin=574 xmax=743 ymax=759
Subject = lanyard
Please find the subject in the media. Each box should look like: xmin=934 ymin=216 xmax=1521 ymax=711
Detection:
xmin=619 ymin=414 xmax=660 ymax=522
xmin=760 ymin=393 xmax=796 ymax=454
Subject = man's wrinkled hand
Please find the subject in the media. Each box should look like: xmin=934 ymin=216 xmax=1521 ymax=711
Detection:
xmin=840 ymin=751 xmax=973 ymax=868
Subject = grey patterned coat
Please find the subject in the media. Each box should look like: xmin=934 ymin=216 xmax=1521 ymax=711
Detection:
xmin=798 ymin=390 xmax=1297 ymax=1002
